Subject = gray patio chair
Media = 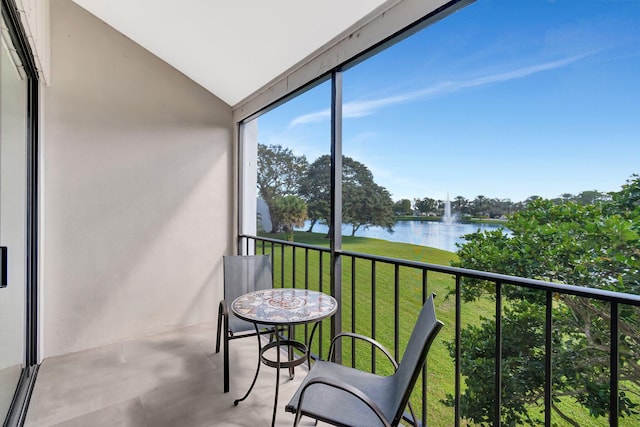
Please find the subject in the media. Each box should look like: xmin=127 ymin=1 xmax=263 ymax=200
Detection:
xmin=285 ymin=293 xmax=444 ymax=427
xmin=216 ymin=254 xmax=276 ymax=393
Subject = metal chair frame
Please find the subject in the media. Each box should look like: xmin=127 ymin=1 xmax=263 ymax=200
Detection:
xmin=215 ymin=255 xmax=276 ymax=393
xmin=286 ymin=294 xmax=444 ymax=427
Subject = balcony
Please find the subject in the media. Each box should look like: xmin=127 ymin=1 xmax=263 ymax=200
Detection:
xmin=3 ymin=1 xmax=640 ymax=426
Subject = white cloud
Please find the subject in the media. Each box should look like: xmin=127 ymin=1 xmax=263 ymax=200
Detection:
xmin=288 ymin=53 xmax=593 ymax=128
xmin=289 ymin=109 xmax=331 ymax=127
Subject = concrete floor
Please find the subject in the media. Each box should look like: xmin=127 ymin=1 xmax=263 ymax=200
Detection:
xmin=24 ymin=323 xmax=324 ymax=427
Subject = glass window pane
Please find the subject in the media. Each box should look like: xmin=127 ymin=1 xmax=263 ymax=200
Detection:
xmin=241 ymin=80 xmax=331 ymax=246
xmin=342 ymin=0 xmax=640 ymax=254
xmin=0 ymin=24 xmax=28 ymax=421
xmin=340 ymin=2 xmax=640 ymax=425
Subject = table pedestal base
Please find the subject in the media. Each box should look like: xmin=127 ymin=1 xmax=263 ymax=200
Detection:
xmin=234 ymin=327 xmax=308 ymax=427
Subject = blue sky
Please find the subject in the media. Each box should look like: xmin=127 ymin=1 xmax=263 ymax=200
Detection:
xmin=258 ymin=0 xmax=640 ymax=203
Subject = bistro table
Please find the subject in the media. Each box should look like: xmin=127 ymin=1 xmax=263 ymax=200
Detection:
xmin=231 ymin=288 xmax=338 ymax=427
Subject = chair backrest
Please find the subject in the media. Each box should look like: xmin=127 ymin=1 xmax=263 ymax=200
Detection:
xmin=389 ymin=294 xmax=444 ymax=425
xmin=223 ymin=255 xmax=273 ymax=302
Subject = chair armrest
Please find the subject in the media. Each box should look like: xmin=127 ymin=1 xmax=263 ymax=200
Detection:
xmin=328 ymin=332 xmax=398 ymax=369
xmin=294 ymin=376 xmax=392 ymax=427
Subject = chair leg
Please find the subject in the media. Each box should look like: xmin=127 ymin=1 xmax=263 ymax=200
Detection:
xmin=223 ymin=315 xmax=230 ymax=393
xmin=288 ymin=325 xmax=295 ymax=379
xmin=223 ymin=336 xmax=230 ymax=393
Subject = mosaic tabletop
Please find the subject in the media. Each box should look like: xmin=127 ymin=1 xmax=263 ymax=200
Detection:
xmin=231 ymin=289 xmax=338 ymax=325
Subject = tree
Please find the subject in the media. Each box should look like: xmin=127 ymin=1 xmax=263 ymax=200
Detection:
xmin=453 ymin=196 xmax=469 ymax=215
xmin=270 ymin=195 xmax=307 ymax=239
xmin=344 ymin=181 xmax=395 ymax=236
xmin=257 ymin=143 xmax=308 ymax=210
xmin=298 ymin=155 xmax=395 ymax=236
xmin=574 ymin=189 xmax=609 ymax=205
xmin=445 ymin=175 xmax=640 ymax=425
xmin=470 ymin=195 xmax=490 ymax=217
xmin=414 ymin=197 xmax=438 ymax=216
xmin=498 ymin=198 xmax=513 ymax=217
xmin=524 ymin=195 xmax=542 ymax=205
xmin=393 ymin=199 xmax=413 ymax=216
xmin=297 ymin=155 xmax=330 ymax=232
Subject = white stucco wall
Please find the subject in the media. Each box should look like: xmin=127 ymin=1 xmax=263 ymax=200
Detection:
xmin=41 ymin=0 xmax=233 ymax=357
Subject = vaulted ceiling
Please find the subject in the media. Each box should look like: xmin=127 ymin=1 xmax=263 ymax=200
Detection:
xmin=72 ymin=0 xmax=391 ymax=107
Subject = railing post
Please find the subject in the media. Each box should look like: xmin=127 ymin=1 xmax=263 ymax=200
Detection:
xmin=422 ymin=269 xmax=428 ymax=427
xmin=545 ymin=291 xmax=553 ymax=427
xmin=330 ymin=68 xmax=343 ymax=363
xmin=610 ymin=302 xmax=619 ymax=427
xmin=455 ymin=275 xmax=462 ymax=427
xmin=371 ymin=260 xmax=377 ymax=372
xmin=351 ymin=257 xmax=357 ymax=367
xmin=494 ymin=282 xmax=503 ymax=427
xmin=394 ymin=264 xmax=400 ymax=361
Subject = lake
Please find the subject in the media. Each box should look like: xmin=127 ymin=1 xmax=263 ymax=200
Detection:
xmin=298 ymin=220 xmax=508 ymax=253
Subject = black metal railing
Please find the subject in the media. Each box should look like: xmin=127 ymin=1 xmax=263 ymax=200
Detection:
xmin=239 ymin=234 xmax=640 ymax=427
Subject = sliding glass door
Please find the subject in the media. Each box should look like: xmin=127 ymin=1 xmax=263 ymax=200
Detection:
xmin=0 ymin=12 xmax=28 ymax=423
